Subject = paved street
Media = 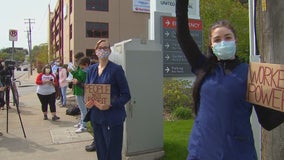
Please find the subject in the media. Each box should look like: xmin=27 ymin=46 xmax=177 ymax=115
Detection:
xmin=0 ymin=70 xmax=97 ymax=160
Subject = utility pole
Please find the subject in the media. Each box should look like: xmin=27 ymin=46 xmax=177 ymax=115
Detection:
xmin=24 ymin=18 xmax=35 ymax=76
xmin=257 ymin=0 xmax=284 ymax=160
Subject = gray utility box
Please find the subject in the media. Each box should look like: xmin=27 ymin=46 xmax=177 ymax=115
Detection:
xmin=110 ymin=39 xmax=164 ymax=160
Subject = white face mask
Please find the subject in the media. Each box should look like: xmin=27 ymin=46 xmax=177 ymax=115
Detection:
xmin=212 ymin=40 xmax=236 ymax=60
xmin=96 ymin=49 xmax=111 ymax=59
xmin=45 ymin=68 xmax=51 ymax=74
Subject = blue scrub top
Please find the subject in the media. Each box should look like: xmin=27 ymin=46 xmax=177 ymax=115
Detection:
xmin=86 ymin=61 xmax=131 ymax=126
xmin=188 ymin=62 xmax=257 ymax=160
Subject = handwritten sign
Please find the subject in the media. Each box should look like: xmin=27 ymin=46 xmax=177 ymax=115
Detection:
xmin=247 ymin=62 xmax=284 ymax=112
xmin=84 ymin=84 xmax=111 ymax=105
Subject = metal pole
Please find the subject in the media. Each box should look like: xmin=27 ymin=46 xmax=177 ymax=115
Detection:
xmin=12 ymin=41 xmax=14 ymax=61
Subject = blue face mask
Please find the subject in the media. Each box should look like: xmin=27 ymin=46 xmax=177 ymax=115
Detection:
xmin=212 ymin=40 xmax=236 ymax=60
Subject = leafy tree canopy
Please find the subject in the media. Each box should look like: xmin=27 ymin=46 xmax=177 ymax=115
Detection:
xmin=200 ymin=0 xmax=249 ymax=62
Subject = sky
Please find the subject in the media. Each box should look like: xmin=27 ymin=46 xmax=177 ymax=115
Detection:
xmin=0 ymin=0 xmax=57 ymax=50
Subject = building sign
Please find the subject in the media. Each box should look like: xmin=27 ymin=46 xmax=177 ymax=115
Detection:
xmin=84 ymin=84 xmax=111 ymax=105
xmin=133 ymin=0 xmax=150 ymax=13
xmin=153 ymin=0 xmax=200 ymax=19
xmin=247 ymin=62 xmax=284 ymax=112
xmin=161 ymin=16 xmax=202 ymax=77
xmin=9 ymin=29 xmax=18 ymax=41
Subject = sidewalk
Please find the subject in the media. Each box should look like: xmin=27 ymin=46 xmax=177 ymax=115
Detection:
xmin=0 ymin=71 xmax=97 ymax=160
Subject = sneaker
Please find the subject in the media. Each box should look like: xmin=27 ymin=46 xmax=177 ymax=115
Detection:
xmin=75 ymin=127 xmax=87 ymax=133
xmin=60 ymin=104 xmax=66 ymax=108
xmin=74 ymin=123 xmax=81 ymax=128
xmin=52 ymin=115 xmax=60 ymax=121
xmin=44 ymin=115 xmax=48 ymax=120
xmin=85 ymin=141 xmax=96 ymax=152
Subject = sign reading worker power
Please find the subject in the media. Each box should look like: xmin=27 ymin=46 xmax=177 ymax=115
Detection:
xmin=247 ymin=62 xmax=284 ymax=112
xmin=9 ymin=29 xmax=18 ymax=41
xmin=84 ymin=84 xmax=111 ymax=105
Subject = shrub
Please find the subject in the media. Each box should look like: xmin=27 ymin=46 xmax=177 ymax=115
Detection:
xmin=173 ymin=107 xmax=192 ymax=120
xmin=163 ymin=79 xmax=194 ymax=119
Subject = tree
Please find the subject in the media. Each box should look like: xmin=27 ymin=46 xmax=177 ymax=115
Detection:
xmin=0 ymin=48 xmax=26 ymax=63
xmin=31 ymin=44 xmax=48 ymax=73
xmin=200 ymin=0 xmax=249 ymax=62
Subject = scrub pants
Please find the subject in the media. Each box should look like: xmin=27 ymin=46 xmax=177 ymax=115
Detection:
xmin=93 ymin=123 xmax=123 ymax=160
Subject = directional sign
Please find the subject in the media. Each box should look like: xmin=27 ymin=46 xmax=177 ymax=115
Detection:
xmin=161 ymin=16 xmax=202 ymax=77
xmin=9 ymin=29 xmax=18 ymax=41
xmin=163 ymin=64 xmax=192 ymax=76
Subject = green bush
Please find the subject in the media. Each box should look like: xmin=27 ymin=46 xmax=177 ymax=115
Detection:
xmin=163 ymin=79 xmax=194 ymax=119
xmin=173 ymin=107 xmax=192 ymax=120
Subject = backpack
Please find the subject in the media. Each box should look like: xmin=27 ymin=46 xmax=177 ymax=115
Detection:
xmin=66 ymin=106 xmax=80 ymax=116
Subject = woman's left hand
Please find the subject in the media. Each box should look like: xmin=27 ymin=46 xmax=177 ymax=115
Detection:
xmin=85 ymin=98 xmax=111 ymax=110
xmin=93 ymin=100 xmax=111 ymax=110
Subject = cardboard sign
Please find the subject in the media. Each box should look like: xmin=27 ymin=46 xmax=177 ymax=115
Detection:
xmin=84 ymin=84 xmax=111 ymax=105
xmin=247 ymin=62 xmax=284 ymax=112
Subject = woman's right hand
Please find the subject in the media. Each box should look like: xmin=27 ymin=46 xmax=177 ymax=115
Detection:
xmin=85 ymin=99 xmax=94 ymax=109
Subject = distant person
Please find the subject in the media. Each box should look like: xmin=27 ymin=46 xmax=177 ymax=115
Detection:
xmin=52 ymin=58 xmax=61 ymax=100
xmin=0 ymin=60 xmax=5 ymax=110
xmin=0 ymin=77 xmax=5 ymax=135
xmin=0 ymin=83 xmax=5 ymax=110
xmin=35 ymin=65 xmax=60 ymax=121
xmin=68 ymin=52 xmax=89 ymax=133
xmin=85 ymin=39 xmax=131 ymax=160
xmin=58 ymin=64 xmax=68 ymax=107
xmin=0 ymin=61 xmax=13 ymax=109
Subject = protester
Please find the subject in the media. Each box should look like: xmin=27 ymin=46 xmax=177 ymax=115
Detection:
xmin=58 ymin=64 xmax=68 ymax=107
xmin=68 ymin=52 xmax=89 ymax=133
xmin=0 ymin=60 xmax=5 ymax=110
xmin=176 ymin=0 xmax=284 ymax=159
xmin=0 ymin=61 xmax=12 ymax=109
xmin=35 ymin=65 xmax=60 ymax=121
xmin=85 ymin=39 xmax=131 ymax=160
xmin=52 ymin=58 xmax=61 ymax=101
xmin=0 ymin=84 xmax=5 ymax=110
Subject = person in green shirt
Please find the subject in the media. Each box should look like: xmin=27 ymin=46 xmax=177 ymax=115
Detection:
xmin=69 ymin=52 xmax=89 ymax=133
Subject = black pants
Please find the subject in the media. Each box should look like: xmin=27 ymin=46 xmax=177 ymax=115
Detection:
xmin=37 ymin=92 xmax=56 ymax=113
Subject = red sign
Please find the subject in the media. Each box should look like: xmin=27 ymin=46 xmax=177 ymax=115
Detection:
xmin=9 ymin=29 xmax=18 ymax=41
xmin=162 ymin=17 xmax=202 ymax=30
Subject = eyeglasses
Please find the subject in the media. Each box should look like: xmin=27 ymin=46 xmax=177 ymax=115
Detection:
xmin=97 ymin=46 xmax=109 ymax=50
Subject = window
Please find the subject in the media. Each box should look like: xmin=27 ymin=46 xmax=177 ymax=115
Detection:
xmin=86 ymin=0 xmax=108 ymax=11
xmin=69 ymin=50 xmax=73 ymax=62
xmin=69 ymin=0 xmax=73 ymax=14
xmin=69 ymin=24 xmax=72 ymax=39
xmin=86 ymin=22 xmax=109 ymax=38
xmin=86 ymin=49 xmax=98 ymax=64
xmin=86 ymin=49 xmax=97 ymax=59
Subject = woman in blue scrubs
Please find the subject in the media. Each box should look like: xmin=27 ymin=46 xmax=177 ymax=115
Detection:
xmin=176 ymin=0 xmax=284 ymax=159
xmin=85 ymin=39 xmax=131 ymax=160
